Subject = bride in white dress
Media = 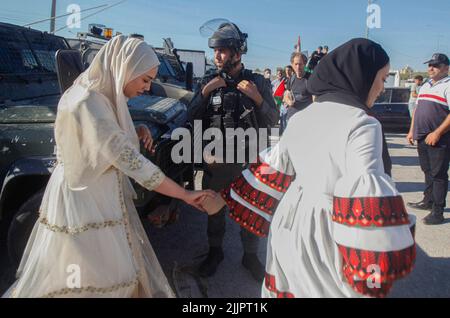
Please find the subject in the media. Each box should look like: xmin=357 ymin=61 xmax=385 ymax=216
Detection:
xmin=3 ymin=35 xmax=213 ymax=298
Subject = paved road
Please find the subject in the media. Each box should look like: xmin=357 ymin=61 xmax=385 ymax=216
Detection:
xmin=1 ymin=133 xmax=449 ymax=297
xmin=146 ymin=133 xmax=450 ymax=298
xmin=385 ymin=134 xmax=450 ymax=298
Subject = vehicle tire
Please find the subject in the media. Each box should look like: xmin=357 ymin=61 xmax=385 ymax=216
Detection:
xmin=7 ymin=190 xmax=43 ymax=268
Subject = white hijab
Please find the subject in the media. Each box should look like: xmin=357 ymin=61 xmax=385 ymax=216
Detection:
xmin=55 ymin=35 xmax=160 ymax=190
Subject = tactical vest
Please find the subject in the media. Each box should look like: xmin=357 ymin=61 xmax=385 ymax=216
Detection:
xmin=202 ymin=69 xmax=259 ymax=163
xmin=204 ymin=69 xmax=258 ymax=132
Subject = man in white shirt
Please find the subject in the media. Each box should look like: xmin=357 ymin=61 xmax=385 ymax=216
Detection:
xmin=407 ymin=53 xmax=450 ymax=225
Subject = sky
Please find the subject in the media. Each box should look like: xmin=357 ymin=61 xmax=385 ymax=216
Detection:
xmin=1 ymin=0 xmax=449 ymax=72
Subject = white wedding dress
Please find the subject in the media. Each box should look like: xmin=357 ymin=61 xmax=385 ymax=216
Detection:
xmin=3 ymin=34 xmax=175 ymax=297
xmin=3 ymin=111 xmax=174 ymax=297
xmin=3 ymin=112 xmax=174 ymax=297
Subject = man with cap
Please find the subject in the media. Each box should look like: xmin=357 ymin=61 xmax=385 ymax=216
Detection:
xmin=407 ymin=53 xmax=450 ymax=225
xmin=188 ymin=22 xmax=279 ymax=280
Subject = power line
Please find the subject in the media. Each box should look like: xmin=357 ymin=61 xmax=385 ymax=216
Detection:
xmin=369 ymin=35 xmax=426 ymax=61
xmin=0 ymin=16 xmax=30 ymax=23
xmin=54 ymin=0 xmax=128 ymax=33
xmin=250 ymin=42 xmax=292 ymax=55
xmin=23 ymin=4 xmax=108 ymax=27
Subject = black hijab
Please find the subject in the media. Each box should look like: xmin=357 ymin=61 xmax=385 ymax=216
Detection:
xmin=307 ymin=38 xmax=392 ymax=176
xmin=307 ymin=38 xmax=389 ymax=111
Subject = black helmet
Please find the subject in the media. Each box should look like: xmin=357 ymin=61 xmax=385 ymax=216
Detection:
xmin=208 ymin=22 xmax=248 ymax=54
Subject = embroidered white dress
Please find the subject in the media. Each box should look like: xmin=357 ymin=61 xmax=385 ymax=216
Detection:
xmin=3 ymin=90 xmax=174 ymax=298
xmin=223 ymin=101 xmax=416 ymax=298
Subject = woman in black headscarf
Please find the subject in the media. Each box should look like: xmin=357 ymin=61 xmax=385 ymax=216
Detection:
xmin=218 ymin=38 xmax=416 ymax=297
xmin=307 ymin=38 xmax=392 ymax=175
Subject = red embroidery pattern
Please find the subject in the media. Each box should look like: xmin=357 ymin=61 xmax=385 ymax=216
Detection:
xmin=338 ymin=242 xmax=416 ymax=297
xmin=248 ymin=160 xmax=293 ymax=193
xmin=230 ymin=175 xmax=279 ymax=216
xmin=264 ymin=273 xmax=295 ymax=298
xmin=333 ymin=196 xmax=409 ymax=227
xmin=220 ymin=159 xmax=293 ymax=237
xmin=221 ymin=188 xmax=271 ymax=237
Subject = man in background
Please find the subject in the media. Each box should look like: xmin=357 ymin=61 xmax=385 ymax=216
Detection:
xmin=408 ymin=75 xmax=424 ymax=118
xmin=283 ymin=52 xmax=313 ymax=121
xmin=407 ymin=53 xmax=450 ymax=225
xmin=271 ymin=68 xmax=285 ymax=104
xmin=285 ymin=65 xmax=294 ymax=80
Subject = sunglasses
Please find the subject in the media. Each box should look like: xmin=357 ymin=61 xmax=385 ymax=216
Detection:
xmin=428 ymin=63 xmax=445 ymax=68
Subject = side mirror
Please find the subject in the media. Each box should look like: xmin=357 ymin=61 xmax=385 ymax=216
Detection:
xmin=185 ymin=62 xmax=194 ymax=91
xmin=55 ymin=49 xmax=84 ymax=94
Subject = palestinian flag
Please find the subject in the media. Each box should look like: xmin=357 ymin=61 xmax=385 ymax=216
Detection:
xmin=273 ymin=79 xmax=285 ymax=107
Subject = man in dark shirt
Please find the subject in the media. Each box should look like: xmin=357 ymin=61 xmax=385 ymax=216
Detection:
xmin=406 ymin=53 xmax=450 ymax=225
xmin=283 ymin=52 xmax=313 ymax=121
xmin=307 ymin=46 xmax=325 ymax=71
xmin=284 ymin=65 xmax=294 ymax=80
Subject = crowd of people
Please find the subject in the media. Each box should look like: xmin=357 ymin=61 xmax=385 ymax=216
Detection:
xmin=266 ymin=45 xmax=329 ymax=134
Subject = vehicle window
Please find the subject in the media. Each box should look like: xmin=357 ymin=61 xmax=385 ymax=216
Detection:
xmin=371 ymin=104 xmax=384 ymax=114
xmin=22 ymin=49 xmax=40 ymax=70
xmin=0 ymin=28 xmax=68 ymax=74
xmin=391 ymin=89 xmax=410 ymax=103
xmin=0 ymin=29 xmax=40 ymax=73
xmin=24 ymin=32 xmax=68 ymax=73
xmin=376 ymin=89 xmax=392 ymax=103
xmin=389 ymin=104 xmax=409 ymax=114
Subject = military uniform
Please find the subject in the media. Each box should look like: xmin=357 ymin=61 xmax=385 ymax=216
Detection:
xmin=189 ymin=67 xmax=278 ymax=257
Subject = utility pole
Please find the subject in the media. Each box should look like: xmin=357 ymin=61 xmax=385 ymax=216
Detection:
xmin=366 ymin=0 xmax=372 ymax=39
xmin=437 ymin=34 xmax=442 ymax=52
xmin=50 ymin=0 xmax=56 ymax=33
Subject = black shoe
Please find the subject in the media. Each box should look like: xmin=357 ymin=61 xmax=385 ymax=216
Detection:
xmin=407 ymin=200 xmax=432 ymax=211
xmin=198 ymin=247 xmax=224 ymax=277
xmin=423 ymin=212 xmax=444 ymax=225
xmin=242 ymin=253 xmax=265 ymax=282
xmin=423 ymin=212 xmax=433 ymax=221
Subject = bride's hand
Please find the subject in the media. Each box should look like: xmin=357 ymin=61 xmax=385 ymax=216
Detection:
xmin=136 ymin=124 xmax=154 ymax=152
xmin=182 ymin=190 xmax=216 ymax=212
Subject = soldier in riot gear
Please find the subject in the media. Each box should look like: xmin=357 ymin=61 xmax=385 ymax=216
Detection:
xmin=188 ymin=22 xmax=279 ymax=281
